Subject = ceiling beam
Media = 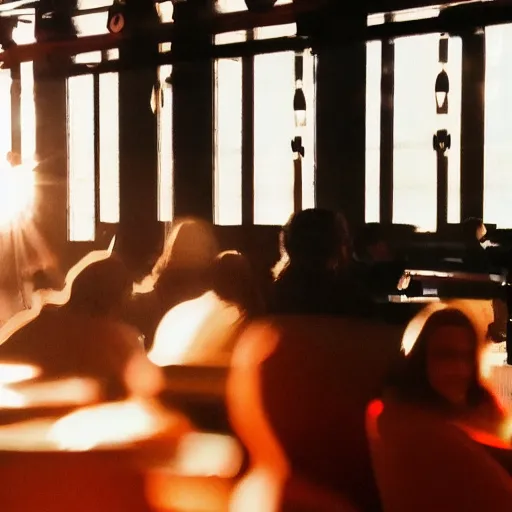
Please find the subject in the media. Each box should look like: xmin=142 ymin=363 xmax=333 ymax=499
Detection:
xmin=0 ymin=0 xmax=496 ymax=66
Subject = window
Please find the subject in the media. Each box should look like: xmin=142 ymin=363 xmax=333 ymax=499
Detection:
xmin=157 ymin=2 xmax=174 ymax=222
xmin=13 ymin=19 xmax=36 ymax=162
xmin=365 ymin=40 xmax=382 ymax=223
xmin=67 ymin=75 xmax=95 ymax=241
xmin=99 ymin=73 xmax=120 ymax=223
xmin=393 ymin=34 xmax=462 ymax=231
xmin=68 ymin=3 xmax=120 ymax=238
xmin=0 ymin=71 xmax=11 ymax=165
xmin=214 ymin=32 xmax=244 ymax=225
xmin=484 ymin=24 xmax=512 ymax=228
xmin=254 ymin=23 xmax=315 ymax=225
xmin=214 ymin=0 xmax=315 ymax=226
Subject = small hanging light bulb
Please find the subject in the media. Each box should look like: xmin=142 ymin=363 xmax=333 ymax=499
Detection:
xmin=293 ymin=83 xmax=307 ymax=128
xmin=435 ymin=34 xmax=449 ymax=114
xmin=435 ymin=70 xmax=449 ymax=114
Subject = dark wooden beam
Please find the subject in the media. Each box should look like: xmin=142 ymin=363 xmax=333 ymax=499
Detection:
xmin=460 ymin=31 xmax=485 ymax=221
xmin=379 ymin=31 xmax=394 ymax=224
xmin=172 ymin=0 xmax=214 ymax=221
xmin=1 ymin=0 xmax=510 ymax=68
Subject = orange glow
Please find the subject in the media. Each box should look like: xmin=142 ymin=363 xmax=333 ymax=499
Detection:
xmin=401 ymin=300 xmax=493 ymax=356
xmin=0 ymin=363 xmax=40 ymax=409
xmin=0 ymin=159 xmax=37 ymax=229
xmin=0 ymin=362 xmax=39 ymax=385
xmin=48 ymin=399 xmax=172 ymax=451
xmin=172 ymin=432 xmax=243 ymax=478
xmin=13 ymin=377 xmax=101 ymax=409
xmin=0 ymin=240 xmax=115 ymax=345
xmin=149 ymin=291 xmax=241 ymax=367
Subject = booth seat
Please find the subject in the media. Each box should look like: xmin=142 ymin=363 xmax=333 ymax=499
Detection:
xmin=366 ymin=399 xmax=512 ymax=512
xmin=227 ymin=315 xmax=404 ymax=511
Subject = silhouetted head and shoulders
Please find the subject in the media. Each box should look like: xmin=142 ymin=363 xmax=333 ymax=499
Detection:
xmin=461 ymin=218 xmax=491 ymax=272
xmin=384 ymin=305 xmax=505 ymax=435
xmin=0 ymin=255 xmax=145 ymax=398
xmin=272 ymin=208 xmax=373 ymax=316
xmin=126 ymin=218 xmax=219 ymax=349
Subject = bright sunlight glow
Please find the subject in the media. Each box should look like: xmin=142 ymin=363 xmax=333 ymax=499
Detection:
xmin=0 ymin=160 xmax=37 ymax=229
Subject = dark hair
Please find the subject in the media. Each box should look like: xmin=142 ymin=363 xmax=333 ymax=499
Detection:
xmin=462 ymin=217 xmax=484 ymax=242
xmin=67 ymin=256 xmax=130 ymax=316
xmin=212 ymin=251 xmax=265 ymax=316
xmin=387 ymin=308 xmax=495 ymax=411
xmin=353 ymin=223 xmax=388 ymax=258
xmin=283 ymin=209 xmax=351 ymax=268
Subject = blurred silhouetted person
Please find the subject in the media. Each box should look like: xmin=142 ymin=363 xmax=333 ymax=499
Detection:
xmin=212 ymin=251 xmax=265 ymax=317
xmin=272 ymin=209 xmax=372 ymax=316
xmin=0 ymin=256 xmax=151 ymax=399
xmin=462 ymin=218 xmax=491 ymax=272
xmin=384 ymin=305 xmax=506 ymax=438
xmin=126 ymin=219 xmax=218 ymax=350
xmin=353 ymin=223 xmax=407 ymax=299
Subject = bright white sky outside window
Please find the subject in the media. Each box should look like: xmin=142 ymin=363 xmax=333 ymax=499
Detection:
xmin=484 ymin=24 xmax=512 ymax=228
xmin=392 ymin=33 xmax=461 ymax=231
xmin=365 ymin=40 xmax=382 ymax=223
xmin=215 ymin=0 xmax=315 ymax=226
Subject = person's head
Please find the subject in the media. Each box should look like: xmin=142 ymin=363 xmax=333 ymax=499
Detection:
xmin=66 ymin=256 xmax=131 ymax=318
xmin=212 ymin=251 xmax=264 ymax=316
xmin=355 ymin=223 xmax=393 ymax=263
xmin=151 ymin=218 xmax=218 ymax=302
xmin=393 ymin=306 xmax=491 ymax=410
xmin=282 ymin=209 xmax=351 ymax=271
xmin=462 ymin=218 xmax=487 ymax=245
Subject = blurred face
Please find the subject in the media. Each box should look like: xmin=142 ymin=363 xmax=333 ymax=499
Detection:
xmin=368 ymin=240 xmax=393 ymax=262
xmin=476 ymin=223 xmax=487 ymax=243
xmin=426 ymin=326 xmax=476 ymax=406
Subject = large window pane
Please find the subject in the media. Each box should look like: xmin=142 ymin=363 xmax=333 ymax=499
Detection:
xmin=13 ymin=19 xmax=36 ymax=162
xmin=214 ymin=54 xmax=243 ymax=225
xmin=67 ymin=75 xmax=95 ymax=241
xmin=253 ymin=48 xmax=295 ymax=225
xmin=157 ymin=2 xmax=174 ymax=222
xmin=0 ymin=71 xmax=11 ymax=163
xmin=99 ymin=73 xmax=120 ymax=223
xmin=484 ymin=24 xmax=512 ymax=228
xmin=365 ymin=41 xmax=382 ymax=223
xmin=254 ymin=26 xmax=315 ymax=225
xmin=213 ymin=0 xmax=244 ymax=225
xmin=393 ymin=34 xmax=461 ymax=231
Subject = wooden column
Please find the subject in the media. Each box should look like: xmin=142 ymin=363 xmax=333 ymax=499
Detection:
xmin=460 ymin=31 xmax=485 ymax=221
xmin=33 ymin=0 xmax=76 ymax=270
xmin=116 ymin=0 xmax=162 ymax=277
xmin=379 ymin=25 xmax=395 ymax=225
xmin=172 ymin=0 xmax=214 ymax=221
xmin=315 ymin=12 xmax=367 ymax=232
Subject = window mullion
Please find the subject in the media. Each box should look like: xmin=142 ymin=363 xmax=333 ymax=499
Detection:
xmin=379 ymin=15 xmax=395 ymax=225
xmin=242 ymin=29 xmax=255 ymax=226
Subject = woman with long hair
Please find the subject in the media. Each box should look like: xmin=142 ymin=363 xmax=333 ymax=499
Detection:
xmin=385 ymin=304 xmax=506 ymax=437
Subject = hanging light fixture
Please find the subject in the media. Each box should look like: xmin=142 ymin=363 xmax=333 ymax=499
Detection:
xmin=435 ymin=34 xmax=449 ymax=114
xmin=107 ymin=0 xmax=127 ymax=34
xmin=244 ymin=0 xmax=277 ymax=13
xmin=433 ymin=33 xmax=451 ymax=232
xmin=293 ymin=51 xmax=306 ymax=128
xmin=293 ymin=88 xmax=306 ymax=128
